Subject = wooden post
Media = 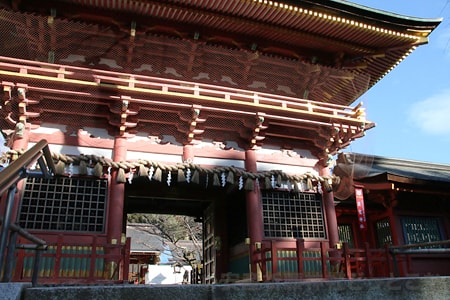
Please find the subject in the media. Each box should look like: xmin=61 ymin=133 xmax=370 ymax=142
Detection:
xmin=384 ymin=244 xmax=392 ymax=277
xmin=343 ymin=243 xmax=352 ymax=279
xmin=107 ymin=135 xmax=127 ymax=280
xmin=364 ymin=242 xmax=373 ymax=277
xmin=123 ymin=237 xmax=131 ymax=282
xmin=319 ymin=166 xmax=339 ymax=248
xmin=321 ymin=242 xmax=328 ymax=279
xmin=182 ymin=144 xmax=194 ymax=162
xmin=89 ymin=236 xmax=97 ymax=281
xmin=270 ymin=241 xmax=277 ymax=281
xmin=244 ymin=149 xmax=263 ymax=281
xmin=108 ymin=136 xmax=127 ymax=245
xmin=296 ymin=239 xmax=304 ymax=279
xmin=260 ymin=241 xmax=267 ymax=282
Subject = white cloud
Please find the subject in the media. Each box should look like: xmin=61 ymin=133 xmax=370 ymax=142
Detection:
xmin=409 ymin=89 xmax=450 ymax=135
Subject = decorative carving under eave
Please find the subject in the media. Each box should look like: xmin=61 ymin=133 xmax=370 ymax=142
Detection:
xmin=249 ymin=112 xmax=267 ymax=149
xmin=1 ymin=83 xmax=40 ymax=142
xmin=109 ymin=96 xmax=138 ymax=136
xmin=186 ymin=105 xmax=206 ymax=144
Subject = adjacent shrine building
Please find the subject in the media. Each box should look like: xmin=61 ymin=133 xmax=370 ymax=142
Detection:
xmin=0 ymin=0 xmax=442 ymax=283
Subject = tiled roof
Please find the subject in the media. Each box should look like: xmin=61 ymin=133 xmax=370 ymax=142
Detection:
xmin=126 ymin=224 xmax=165 ymax=252
xmin=336 ymin=152 xmax=450 ymax=184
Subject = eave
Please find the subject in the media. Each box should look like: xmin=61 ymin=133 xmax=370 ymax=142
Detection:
xmin=336 ymin=152 xmax=450 ymax=195
xmin=355 ymin=173 xmax=450 ymax=196
xmin=0 ymin=1 xmax=442 ymax=106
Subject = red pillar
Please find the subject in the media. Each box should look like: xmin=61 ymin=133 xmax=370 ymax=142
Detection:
xmin=244 ymin=150 xmax=263 ymax=281
xmin=319 ymin=166 xmax=339 ymax=248
xmin=106 ymin=136 xmax=127 ymax=280
xmin=108 ymin=136 xmax=127 ymax=245
xmin=182 ymin=144 xmax=194 ymax=162
xmin=386 ymin=190 xmax=400 ymax=245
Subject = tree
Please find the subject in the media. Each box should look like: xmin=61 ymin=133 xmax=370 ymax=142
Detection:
xmin=127 ymin=213 xmax=202 ymax=264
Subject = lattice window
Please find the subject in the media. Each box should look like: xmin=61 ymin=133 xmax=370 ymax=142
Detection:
xmin=262 ymin=191 xmax=326 ymax=239
xmin=19 ymin=177 xmax=107 ymax=233
xmin=375 ymin=218 xmax=393 ymax=247
xmin=338 ymin=224 xmax=354 ymax=248
xmin=401 ymin=216 xmax=442 ymax=247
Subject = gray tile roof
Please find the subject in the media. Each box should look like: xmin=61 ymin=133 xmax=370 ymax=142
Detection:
xmin=335 ymin=152 xmax=450 ymax=183
xmin=126 ymin=224 xmax=165 ymax=253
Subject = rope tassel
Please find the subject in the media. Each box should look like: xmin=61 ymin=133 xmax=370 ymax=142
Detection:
xmin=244 ymin=177 xmax=254 ymax=191
xmin=293 ymin=181 xmax=300 ymax=192
xmin=213 ymin=173 xmax=220 ymax=186
xmin=153 ymin=167 xmax=162 ymax=182
xmin=138 ymin=164 xmax=148 ymax=177
xmin=323 ymin=178 xmax=332 ymax=192
xmin=265 ymin=176 xmax=271 ymax=189
xmin=191 ymin=169 xmax=200 ymax=184
xmin=276 ymin=174 xmax=282 ymax=186
xmin=177 ymin=169 xmax=186 ymax=182
xmin=55 ymin=160 xmax=65 ymax=175
xmin=306 ymin=177 xmax=313 ymax=191
xmin=116 ymin=168 xmax=126 ymax=183
xmin=78 ymin=160 xmax=88 ymax=175
xmin=226 ymin=171 xmax=234 ymax=185
xmin=92 ymin=162 xmax=103 ymax=177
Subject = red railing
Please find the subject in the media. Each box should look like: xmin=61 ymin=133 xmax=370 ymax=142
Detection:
xmin=13 ymin=236 xmax=131 ymax=284
xmin=0 ymin=55 xmax=367 ymax=124
xmin=253 ymin=240 xmax=403 ymax=282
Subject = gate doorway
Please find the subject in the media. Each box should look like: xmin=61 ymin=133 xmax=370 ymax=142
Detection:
xmin=125 ymin=214 xmax=203 ymax=284
xmin=123 ymin=175 xmax=244 ymax=284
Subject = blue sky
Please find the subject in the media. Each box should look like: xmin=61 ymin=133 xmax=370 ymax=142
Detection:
xmin=347 ymin=1 xmax=450 ymax=164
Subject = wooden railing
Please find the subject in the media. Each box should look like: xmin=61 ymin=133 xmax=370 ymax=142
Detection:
xmin=14 ymin=236 xmax=131 ymax=284
xmin=253 ymin=240 xmax=398 ymax=282
xmin=0 ymin=56 xmax=367 ymax=125
xmin=389 ymin=239 xmax=450 ymax=277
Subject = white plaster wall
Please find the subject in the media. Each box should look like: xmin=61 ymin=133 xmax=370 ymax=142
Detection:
xmin=256 ymin=162 xmax=317 ymax=175
xmin=126 ymin=151 xmax=182 ymax=164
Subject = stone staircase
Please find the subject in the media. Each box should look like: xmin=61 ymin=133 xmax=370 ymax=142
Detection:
xmin=2 ymin=277 xmax=450 ymax=300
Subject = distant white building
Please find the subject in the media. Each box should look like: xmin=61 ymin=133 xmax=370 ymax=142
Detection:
xmin=145 ymin=263 xmax=192 ymax=285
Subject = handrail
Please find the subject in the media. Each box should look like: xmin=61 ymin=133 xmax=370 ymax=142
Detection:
xmin=0 ymin=139 xmax=55 ymax=195
xmin=8 ymin=223 xmax=47 ymax=249
xmin=389 ymin=240 xmax=450 ymax=277
xmin=0 ymin=139 xmax=54 ymax=286
xmin=390 ymin=239 xmax=450 ymax=251
xmin=0 ymin=218 xmax=48 ymax=286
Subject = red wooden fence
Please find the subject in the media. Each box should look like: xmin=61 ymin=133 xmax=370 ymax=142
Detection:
xmin=253 ymin=240 xmax=407 ymax=282
xmin=13 ymin=236 xmax=131 ymax=284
